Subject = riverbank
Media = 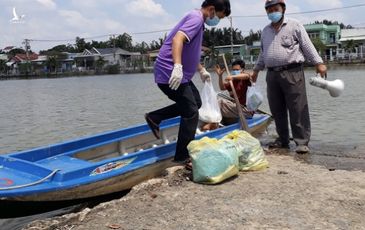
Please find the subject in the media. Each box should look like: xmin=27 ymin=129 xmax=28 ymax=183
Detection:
xmin=24 ymin=150 xmax=365 ymax=230
xmin=2 ymin=61 xmax=365 ymax=81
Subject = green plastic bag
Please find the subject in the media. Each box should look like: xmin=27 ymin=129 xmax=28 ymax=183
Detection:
xmin=187 ymin=137 xmax=239 ymax=184
xmin=222 ymin=130 xmax=268 ymax=171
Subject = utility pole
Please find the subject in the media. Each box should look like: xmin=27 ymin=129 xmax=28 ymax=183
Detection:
xmin=111 ymin=34 xmax=116 ymax=64
xmin=229 ymin=16 xmax=234 ymax=57
xmin=23 ymin=38 xmax=31 ymax=76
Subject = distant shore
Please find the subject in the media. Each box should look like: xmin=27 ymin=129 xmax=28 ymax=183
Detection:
xmin=1 ymin=61 xmax=364 ymax=80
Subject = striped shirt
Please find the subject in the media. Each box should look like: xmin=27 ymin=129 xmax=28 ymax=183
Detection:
xmin=254 ymin=17 xmax=323 ymax=71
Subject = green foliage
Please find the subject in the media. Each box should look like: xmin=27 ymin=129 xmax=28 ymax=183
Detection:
xmin=75 ymin=37 xmax=92 ymax=52
xmin=345 ymin=40 xmax=356 ymax=53
xmin=46 ymin=56 xmax=58 ymax=73
xmin=0 ymin=60 xmax=7 ymax=73
xmin=40 ymin=44 xmax=76 ymax=54
xmin=106 ymin=64 xmax=120 ymax=74
xmin=18 ymin=62 xmax=31 ymax=75
xmin=242 ymin=30 xmax=261 ymax=46
xmin=314 ymin=20 xmax=353 ymax=29
xmin=311 ymin=38 xmax=326 ymax=54
xmin=95 ymin=57 xmax=106 ymax=73
xmin=7 ymin=48 xmax=26 ymax=58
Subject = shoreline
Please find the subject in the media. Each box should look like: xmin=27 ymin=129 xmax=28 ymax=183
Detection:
xmin=1 ymin=62 xmax=365 ymax=81
xmin=23 ymin=150 xmax=365 ymax=230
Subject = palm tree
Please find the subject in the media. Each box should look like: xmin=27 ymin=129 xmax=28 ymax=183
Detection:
xmin=46 ymin=56 xmax=58 ymax=73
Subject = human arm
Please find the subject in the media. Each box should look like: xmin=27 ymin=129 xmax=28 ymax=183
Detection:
xmin=252 ymin=41 xmax=265 ymax=82
xmin=296 ymin=23 xmax=327 ymax=78
xmin=172 ymin=31 xmax=186 ymax=65
xmin=214 ymin=64 xmax=226 ymax=90
xmin=226 ymin=72 xmax=251 ymax=82
xmin=250 ymin=71 xmax=259 ymax=83
xmin=198 ymin=63 xmax=211 ymax=82
xmin=169 ymin=32 xmax=187 ymax=90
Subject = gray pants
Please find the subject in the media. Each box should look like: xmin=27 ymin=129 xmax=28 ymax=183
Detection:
xmin=218 ymin=98 xmax=253 ymax=119
xmin=266 ymin=67 xmax=311 ymax=146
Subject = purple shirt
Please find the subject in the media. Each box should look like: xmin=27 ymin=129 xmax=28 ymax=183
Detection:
xmin=154 ymin=10 xmax=204 ymax=84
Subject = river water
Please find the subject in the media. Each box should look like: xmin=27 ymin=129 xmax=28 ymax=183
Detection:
xmin=0 ymin=66 xmax=364 ymax=229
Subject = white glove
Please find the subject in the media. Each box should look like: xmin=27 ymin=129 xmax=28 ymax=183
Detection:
xmin=169 ymin=64 xmax=183 ymax=90
xmin=199 ymin=67 xmax=211 ymax=82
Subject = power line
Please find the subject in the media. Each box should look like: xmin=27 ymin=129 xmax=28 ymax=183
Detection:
xmin=29 ymin=34 xmax=117 ymax=43
xmin=233 ymin=3 xmax=365 ymax=18
xmin=28 ymin=29 xmax=171 ymax=43
xmin=132 ymin=29 xmax=171 ymax=35
xmin=25 ymin=3 xmax=365 ymax=43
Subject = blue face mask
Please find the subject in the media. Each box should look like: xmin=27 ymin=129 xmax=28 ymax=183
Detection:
xmin=231 ymin=70 xmax=241 ymax=75
xmin=268 ymin=12 xmax=283 ymax=23
xmin=205 ymin=13 xmax=220 ymax=27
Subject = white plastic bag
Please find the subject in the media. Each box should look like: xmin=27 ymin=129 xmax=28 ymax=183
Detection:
xmin=199 ymin=81 xmax=222 ymax=123
xmin=246 ymin=84 xmax=263 ymax=111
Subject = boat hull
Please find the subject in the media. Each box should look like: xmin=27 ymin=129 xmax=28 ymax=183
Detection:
xmin=0 ymin=115 xmax=271 ymax=202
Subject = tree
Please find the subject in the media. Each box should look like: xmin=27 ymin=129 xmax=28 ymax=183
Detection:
xmin=8 ymin=48 xmax=26 ymax=58
xmin=43 ymin=51 xmax=67 ymax=73
xmin=345 ymin=40 xmax=356 ymax=53
xmin=134 ymin=41 xmax=150 ymax=54
xmin=243 ymin=30 xmax=261 ymax=46
xmin=314 ymin=20 xmax=353 ymax=29
xmin=311 ymin=38 xmax=326 ymax=55
xmin=95 ymin=57 xmax=106 ymax=73
xmin=114 ymin=33 xmax=133 ymax=50
xmin=40 ymin=44 xmax=76 ymax=54
xmin=0 ymin=59 xmax=7 ymax=74
xmin=75 ymin=37 xmax=92 ymax=52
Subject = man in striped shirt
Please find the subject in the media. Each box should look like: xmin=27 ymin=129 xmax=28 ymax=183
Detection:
xmin=251 ymin=0 xmax=327 ymax=154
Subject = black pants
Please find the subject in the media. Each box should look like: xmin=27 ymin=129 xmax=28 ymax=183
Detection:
xmin=148 ymin=82 xmax=202 ymax=161
xmin=266 ymin=66 xmax=311 ymax=146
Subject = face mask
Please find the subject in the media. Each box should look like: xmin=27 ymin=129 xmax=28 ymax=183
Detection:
xmin=268 ymin=12 xmax=283 ymax=23
xmin=205 ymin=12 xmax=220 ymax=27
xmin=231 ymin=70 xmax=241 ymax=75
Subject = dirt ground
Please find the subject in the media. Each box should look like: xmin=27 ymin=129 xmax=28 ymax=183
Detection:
xmin=24 ymin=150 xmax=365 ymax=230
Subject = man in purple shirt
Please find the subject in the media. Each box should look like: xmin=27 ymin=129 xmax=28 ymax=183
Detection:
xmin=145 ymin=0 xmax=231 ymax=165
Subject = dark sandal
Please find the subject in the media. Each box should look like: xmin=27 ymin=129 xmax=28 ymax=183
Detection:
xmin=144 ymin=113 xmax=160 ymax=139
xmin=185 ymin=160 xmax=192 ymax=171
xmin=268 ymin=139 xmax=289 ymax=149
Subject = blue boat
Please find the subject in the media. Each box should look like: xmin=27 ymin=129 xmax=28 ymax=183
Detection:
xmin=0 ymin=114 xmax=271 ymax=201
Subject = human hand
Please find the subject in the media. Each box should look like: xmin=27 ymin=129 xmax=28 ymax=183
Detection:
xmin=199 ymin=67 xmax=211 ymax=82
xmin=169 ymin=64 xmax=183 ymax=90
xmin=214 ymin=64 xmax=226 ymax=76
xmin=316 ymin=64 xmax=327 ymax=78
xmin=226 ymin=75 xmax=233 ymax=81
xmin=251 ymin=71 xmax=259 ymax=83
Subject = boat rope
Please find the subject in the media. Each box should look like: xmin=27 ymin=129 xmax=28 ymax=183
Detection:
xmin=0 ymin=169 xmax=60 ymax=191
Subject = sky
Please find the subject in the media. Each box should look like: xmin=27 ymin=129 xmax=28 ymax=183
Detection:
xmin=1 ymin=0 xmax=365 ymax=52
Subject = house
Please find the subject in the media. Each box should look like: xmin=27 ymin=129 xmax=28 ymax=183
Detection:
xmin=7 ymin=53 xmax=39 ymax=75
xmin=304 ymin=24 xmax=341 ymax=61
xmin=339 ymin=28 xmax=365 ymax=59
xmin=213 ymin=44 xmax=249 ymax=59
xmin=0 ymin=54 xmax=7 ymax=61
xmin=2 ymin=46 xmax=15 ymax=53
xmin=60 ymin=52 xmax=78 ymax=72
xmin=74 ymin=47 xmax=140 ymax=71
xmin=210 ymin=44 xmax=250 ymax=66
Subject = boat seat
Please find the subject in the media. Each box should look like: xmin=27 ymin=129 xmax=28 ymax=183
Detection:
xmin=37 ymin=155 xmax=93 ymax=173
